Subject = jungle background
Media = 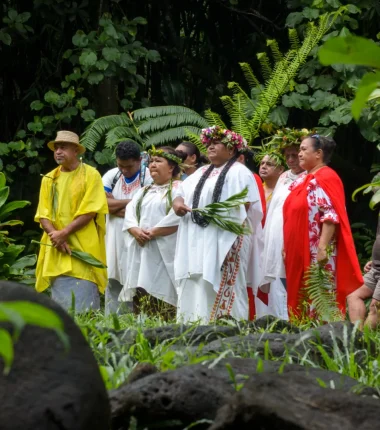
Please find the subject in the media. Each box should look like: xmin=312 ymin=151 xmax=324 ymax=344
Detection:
xmin=1 ymin=0 xmax=379 ymax=265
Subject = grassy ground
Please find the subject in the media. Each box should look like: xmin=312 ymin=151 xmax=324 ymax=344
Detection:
xmin=74 ymin=309 xmax=380 ymax=393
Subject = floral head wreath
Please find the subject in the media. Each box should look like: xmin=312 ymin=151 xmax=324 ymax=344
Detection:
xmin=148 ymin=146 xmax=183 ymax=165
xmin=200 ymin=125 xmax=248 ymax=153
xmin=266 ymin=127 xmax=315 ymax=150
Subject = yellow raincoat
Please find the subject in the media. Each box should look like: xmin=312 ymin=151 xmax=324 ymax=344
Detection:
xmin=35 ymin=163 xmax=108 ymax=293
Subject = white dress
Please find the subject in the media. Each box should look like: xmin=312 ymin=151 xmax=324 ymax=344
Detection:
xmin=119 ymin=181 xmax=181 ymax=306
xmin=102 ymin=167 xmax=152 ymax=284
xmin=257 ymin=170 xmax=303 ymax=320
xmin=175 ymin=162 xmax=263 ymax=323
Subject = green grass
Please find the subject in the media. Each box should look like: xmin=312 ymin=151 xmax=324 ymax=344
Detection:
xmin=73 ymin=310 xmax=380 ymax=393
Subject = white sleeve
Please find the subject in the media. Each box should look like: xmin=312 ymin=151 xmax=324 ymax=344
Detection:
xmin=102 ymin=168 xmax=118 ymax=190
xmin=122 ymin=187 xmax=144 ymax=231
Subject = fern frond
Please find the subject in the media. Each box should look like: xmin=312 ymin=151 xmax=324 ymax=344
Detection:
xmin=239 ymin=62 xmax=260 ymax=89
xmin=220 ymin=95 xmax=252 ymax=142
xmin=288 ymin=28 xmax=300 ymax=51
xmin=267 ymin=39 xmax=283 ymax=63
xmin=227 ymin=81 xmax=256 ymax=115
xmin=257 ymin=52 xmax=273 ymax=81
xmin=138 ymin=113 xmax=208 ymax=135
xmin=80 ymin=114 xmax=130 ymax=151
xmin=105 ymin=126 xmax=143 ymax=149
xmin=143 ymin=126 xmax=203 ymax=148
xmin=203 ymin=110 xmax=227 ymax=128
xmin=133 ymin=106 xmax=198 ymax=121
xmin=303 ymin=263 xmax=343 ymax=323
xmin=184 ymin=128 xmax=207 ymax=154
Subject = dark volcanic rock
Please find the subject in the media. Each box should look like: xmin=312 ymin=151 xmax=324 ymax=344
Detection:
xmin=109 ymin=357 xmax=375 ymax=430
xmin=209 ymin=371 xmax=380 ymax=430
xmin=0 ymin=281 xmax=110 ymax=430
xmin=196 ymin=321 xmax=370 ymax=364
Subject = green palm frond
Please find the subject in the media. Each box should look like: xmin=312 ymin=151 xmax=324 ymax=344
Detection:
xmin=105 ymin=126 xmax=143 ymax=149
xmin=185 ymin=128 xmax=207 ymax=154
xmin=138 ymin=113 xmax=208 ymax=135
xmin=267 ymin=39 xmax=283 ymax=63
xmin=133 ymin=106 xmax=198 ymax=121
xmin=143 ymin=126 xmax=203 ymax=148
xmin=239 ymin=62 xmax=261 ymax=89
xmin=303 ymin=263 xmax=343 ymax=323
xmin=257 ymin=52 xmax=273 ymax=82
xmin=80 ymin=114 xmax=131 ymax=151
xmin=288 ymin=28 xmax=301 ymax=51
xmin=203 ymin=110 xmax=227 ymax=128
xmin=227 ymin=82 xmax=256 ymax=114
xmin=220 ymin=95 xmax=252 ymax=142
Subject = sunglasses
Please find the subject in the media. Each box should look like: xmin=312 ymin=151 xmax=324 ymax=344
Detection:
xmin=311 ymin=134 xmax=321 ymax=148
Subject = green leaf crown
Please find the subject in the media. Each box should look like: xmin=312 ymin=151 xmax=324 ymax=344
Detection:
xmin=148 ymin=146 xmax=183 ymax=165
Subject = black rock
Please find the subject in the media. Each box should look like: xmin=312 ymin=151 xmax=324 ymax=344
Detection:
xmin=0 ymin=281 xmax=110 ymax=430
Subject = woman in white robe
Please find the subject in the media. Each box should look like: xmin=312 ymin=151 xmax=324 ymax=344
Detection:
xmin=173 ymin=126 xmax=263 ymax=323
xmin=119 ymin=147 xmax=184 ymax=308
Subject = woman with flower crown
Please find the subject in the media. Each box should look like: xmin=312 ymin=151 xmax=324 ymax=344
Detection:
xmin=173 ymin=126 xmax=264 ymax=323
xmin=118 ymin=147 xmax=186 ymax=312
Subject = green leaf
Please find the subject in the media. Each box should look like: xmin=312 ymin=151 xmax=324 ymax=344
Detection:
xmin=346 ymin=4 xmax=360 ymax=14
xmin=9 ymin=255 xmax=37 ymax=275
xmin=119 ymin=53 xmax=136 ymax=68
xmin=326 ymin=0 xmax=341 ymax=8
xmin=352 ymin=72 xmax=380 ymax=120
xmin=79 ymin=50 xmax=97 ymax=67
xmin=8 ymin=9 xmax=18 ymax=21
xmin=87 ymin=72 xmax=104 ymax=85
xmin=319 ymin=36 xmax=380 ymax=69
xmin=146 ymin=50 xmax=161 ymax=63
xmin=30 ymin=100 xmax=44 ymax=111
xmin=295 ymin=84 xmax=309 ymax=94
xmin=104 ymin=24 xmax=119 ymax=39
xmin=309 ymin=90 xmax=340 ymax=110
xmin=0 ymin=220 xmax=24 ymax=227
xmin=63 ymin=49 xmax=73 ymax=59
xmin=8 ymin=141 xmax=24 ymax=151
xmin=308 ymin=75 xmax=337 ymax=91
xmin=282 ymin=93 xmax=309 ymax=109
xmin=329 ymin=102 xmax=353 ymax=125
xmin=132 ymin=17 xmax=147 ymax=25
xmin=303 ymin=8 xmax=319 ymax=20
xmin=269 ymin=106 xmax=289 ymax=126
xmin=0 ymin=173 xmax=6 ymax=188
xmin=0 ymin=31 xmax=12 ymax=46
xmin=72 ymin=30 xmax=88 ymax=48
xmin=94 ymin=149 xmax=115 ymax=165
xmin=15 ymin=130 xmax=26 ymax=139
xmin=44 ymin=90 xmax=60 ymax=104
xmin=286 ymin=12 xmax=304 ymax=27
xmin=0 ymin=186 xmax=10 ymax=208
xmin=17 ymin=12 xmax=31 ymax=23
xmin=96 ymin=59 xmax=109 ymax=71
xmin=0 ymin=200 xmax=30 ymax=221
xmin=0 ymin=328 xmax=13 ymax=374
xmin=102 ymin=47 xmax=121 ymax=62
xmin=81 ymin=109 xmax=96 ymax=122
xmin=370 ymin=189 xmax=380 ymax=210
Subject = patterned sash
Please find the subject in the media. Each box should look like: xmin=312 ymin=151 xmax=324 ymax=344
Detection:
xmin=210 ymin=235 xmax=243 ymax=321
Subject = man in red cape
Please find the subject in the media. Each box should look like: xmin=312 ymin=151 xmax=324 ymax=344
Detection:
xmin=283 ymin=166 xmax=363 ymax=317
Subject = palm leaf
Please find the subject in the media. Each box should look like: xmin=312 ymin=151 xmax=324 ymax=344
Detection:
xmin=220 ymin=95 xmax=252 ymax=142
xmin=143 ymin=126 xmax=203 ymax=148
xmin=184 ymin=128 xmax=207 ymax=154
xmin=267 ymin=39 xmax=283 ymax=63
xmin=80 ymin=114 xmax=131 ymax=151
xmin=239 ymin=62 xmax=261 ymax=89
xmin=288 ymin=28 xmax=301 ymax=51
xmin=133 ymin=106 xmax=198 ymax=121
xmin=138 ymin=113 xmax=208 ymax=135
xmin=203 ymin=110 xmax=227 ymax=128
xmin=105 ymin=126 xmax=143 ymax=149
xmin=257 ymin=52 xmax=273 ymax=82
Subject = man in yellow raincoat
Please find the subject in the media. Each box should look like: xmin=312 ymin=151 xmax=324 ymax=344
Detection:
xmin=35 ymin=130 xmax=108 ymax=312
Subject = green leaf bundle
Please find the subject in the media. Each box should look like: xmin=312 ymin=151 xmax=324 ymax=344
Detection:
xmin=32 ymin=240 xmax=107 ymax=268
xmin=192 ymin=187 xmax=251 ymax=236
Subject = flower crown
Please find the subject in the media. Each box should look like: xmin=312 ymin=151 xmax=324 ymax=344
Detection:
xmin=200 ymin=125 xmax=248 ymax=152
xmin=148 ymin=146 xmax=183 ymax=165
xmin=266 ymin=127 xmax=315 ymax=149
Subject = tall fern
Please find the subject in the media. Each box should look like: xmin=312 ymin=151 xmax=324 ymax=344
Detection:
xmin=303 ymin=263 xmax=343 ymax=323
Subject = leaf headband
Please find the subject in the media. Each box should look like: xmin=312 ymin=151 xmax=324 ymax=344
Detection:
xmin=265 ymin=127 xmax=315 ymax=149
xmin=148 ymin=146 xmax=183 ymax=165
xmin=200 ymin=125 xmax=248 ymax=152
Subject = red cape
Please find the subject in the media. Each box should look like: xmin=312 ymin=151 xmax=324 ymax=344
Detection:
xmin=283 ymin=166 xmax=363 ymax=316
xmin=253 ymin=173 xmax=266 ymax=227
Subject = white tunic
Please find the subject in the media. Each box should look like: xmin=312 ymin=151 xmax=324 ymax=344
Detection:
xmin=102 ymin=167 xmax=152 ymax=284
xmin=119 ymin=181 xmax=181 ymax=306
xmin=257 ymin=169 xmax=304 ymax=319
xmin=175 ymin=162 xmax=263 ymax=322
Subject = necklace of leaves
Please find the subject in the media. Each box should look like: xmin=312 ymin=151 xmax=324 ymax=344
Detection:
xmin=136 ymin=180 xmax=173 ymax=225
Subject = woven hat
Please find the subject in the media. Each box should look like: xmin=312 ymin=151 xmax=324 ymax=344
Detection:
xmin=47 ymin=130 xmax=86 ymax=154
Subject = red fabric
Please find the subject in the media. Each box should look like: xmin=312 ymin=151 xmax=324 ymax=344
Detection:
xmin=253 ymin=173 xmax=266 ymax=227
xmin=283 ymin=166 xmax=363 ymax=317
xmin=247 ymin=287 xmax=255 ymax=320
xmin=257 ymin=288 xmax=269 ymax=305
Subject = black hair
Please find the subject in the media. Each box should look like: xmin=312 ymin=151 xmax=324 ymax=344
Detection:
xmin=159 ymin=146 xmax=187 ymax=177
xmin=240 ymin=150 xmax=256 ymax=172
xmin=177 ymin=141 xmax=209 ymax=166
xmin=115 ymin=140 xmax=141 ymax=161
xmin=191 ymin=154 xmax=239 ymax=227
xmin=308 ymin=135 xmax=336 ymax=164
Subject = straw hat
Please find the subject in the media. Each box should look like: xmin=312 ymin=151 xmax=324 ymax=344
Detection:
xmin=47 ymin=131 xmax=86 ymax=154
